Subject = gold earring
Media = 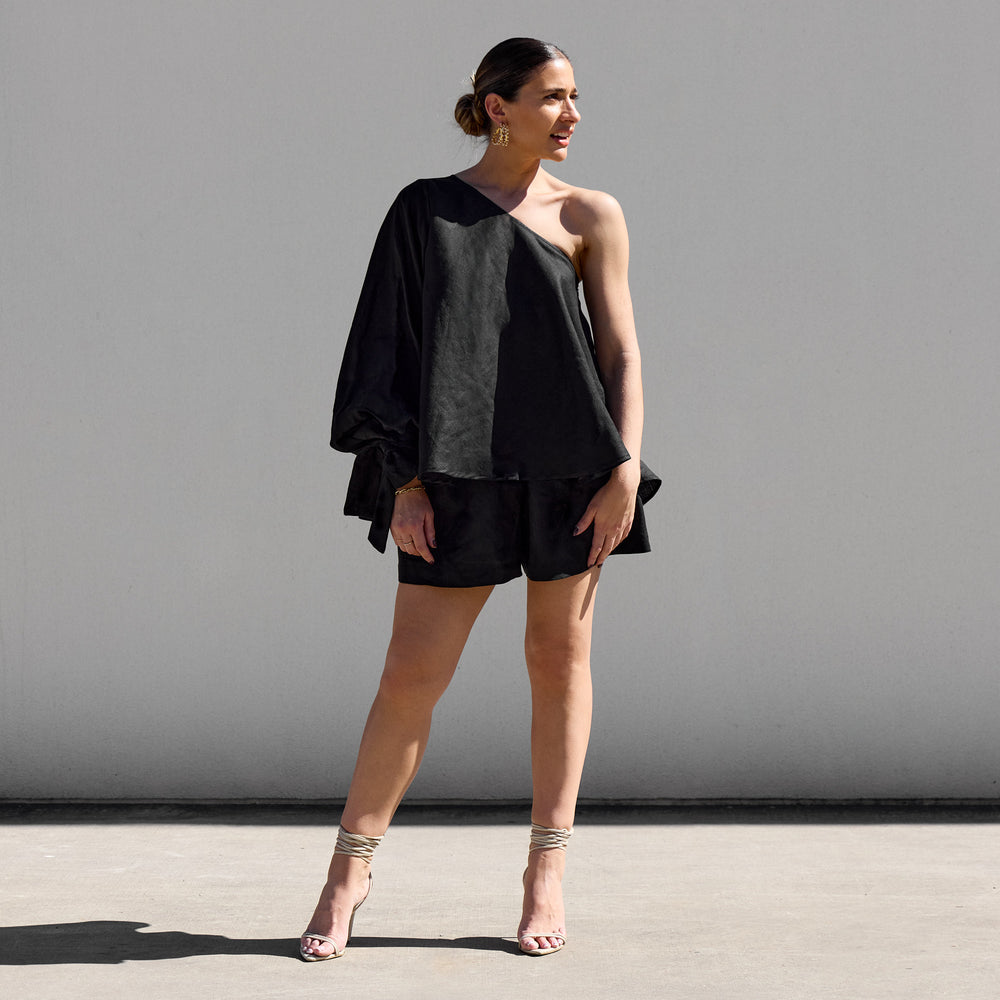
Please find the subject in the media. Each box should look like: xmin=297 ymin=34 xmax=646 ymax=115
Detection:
xmin=491 ymin=122 xmax=510 ymax=147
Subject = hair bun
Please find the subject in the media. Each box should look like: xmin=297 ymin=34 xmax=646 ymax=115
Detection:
xmin=453 ymin=92 xmax=486 ymax=137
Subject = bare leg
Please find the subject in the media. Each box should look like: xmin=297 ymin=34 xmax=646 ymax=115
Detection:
xmin=301 ymin=582 xmax=493 ymax=958
xmin=518 ymin=567 xmax=600 ymax=953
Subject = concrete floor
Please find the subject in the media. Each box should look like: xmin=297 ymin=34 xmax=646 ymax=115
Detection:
xmin=1 ymin=803 xmax=998 ymax=1000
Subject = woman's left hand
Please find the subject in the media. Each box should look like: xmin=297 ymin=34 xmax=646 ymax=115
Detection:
xmin=573 ymin=461 xmax=641 ymax=567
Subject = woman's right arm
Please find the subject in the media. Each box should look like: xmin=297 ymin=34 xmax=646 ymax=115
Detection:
xmin=331 ymin=183 xmax=428 ymax=553
xmin=390 ymin=480 xmax=437 ymax=564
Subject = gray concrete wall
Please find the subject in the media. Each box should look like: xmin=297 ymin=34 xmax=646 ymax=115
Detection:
xmin=2 ymin=0 xmax=998 ymax=801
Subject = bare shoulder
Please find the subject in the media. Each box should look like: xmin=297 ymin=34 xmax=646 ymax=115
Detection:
xmin=560 ymin=184 xmax=627 ymax=245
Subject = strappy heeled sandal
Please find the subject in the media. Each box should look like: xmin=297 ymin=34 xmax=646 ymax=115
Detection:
xmin=517 ymin=823 xmax=572 ymax=957
xmin=300 ymin=827 xmax=382 ymax=961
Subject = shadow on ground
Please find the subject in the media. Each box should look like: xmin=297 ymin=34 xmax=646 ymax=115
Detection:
xmin=0 ymin=921 xmax=513 ymax=965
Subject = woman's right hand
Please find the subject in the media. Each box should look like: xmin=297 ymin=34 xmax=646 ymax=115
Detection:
xmin=390 ymin=482 xmax=436 ymax=564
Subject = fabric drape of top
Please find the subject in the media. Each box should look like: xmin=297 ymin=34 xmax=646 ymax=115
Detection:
xmin=331 ymin=175 xmax=660 ymax=552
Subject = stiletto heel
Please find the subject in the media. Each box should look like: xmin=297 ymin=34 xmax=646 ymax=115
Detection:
xmin=299 ymin=827 xmax=383 ymax=961
xmin=517 ymin=823 xmax=571 ymax=956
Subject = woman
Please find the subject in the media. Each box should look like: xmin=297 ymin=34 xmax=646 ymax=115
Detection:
xmin=300 ymin=37 xmax=658 ymax=961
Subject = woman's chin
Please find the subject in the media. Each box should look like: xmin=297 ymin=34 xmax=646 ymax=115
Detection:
xmin=543 ymin=148 xmax=570 ymax=163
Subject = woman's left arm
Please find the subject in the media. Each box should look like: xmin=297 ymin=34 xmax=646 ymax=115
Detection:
xmin=574 ymin=191 xmax=645 ymax=567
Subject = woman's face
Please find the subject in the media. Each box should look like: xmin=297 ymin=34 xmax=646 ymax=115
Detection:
xmin=501 ymin=58 xmax=581 ymax=160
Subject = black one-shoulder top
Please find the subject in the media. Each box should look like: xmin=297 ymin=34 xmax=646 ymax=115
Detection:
xmin=331 ymin=175 xmax=659 ymax=551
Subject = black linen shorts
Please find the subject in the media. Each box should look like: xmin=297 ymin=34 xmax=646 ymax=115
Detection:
xmin=397 ymin=473 xmax=652 ymax=588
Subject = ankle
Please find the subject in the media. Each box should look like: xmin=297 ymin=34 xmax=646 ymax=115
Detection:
xmin=528 ymin=822 xmax=572 ymax=852
xmin=323 ymin=825 xmax=384 ymax=888
xmin=327 ymin=852 xmax=371 ymax=884
xmin=334 ymin=826 xmax=384 ymax=862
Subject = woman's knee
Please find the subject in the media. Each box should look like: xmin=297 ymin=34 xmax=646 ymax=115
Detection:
xmin=377 ymin=633 xmax=458 ymax=708
xmin=523 ymin=630 xmax=591 ymax=688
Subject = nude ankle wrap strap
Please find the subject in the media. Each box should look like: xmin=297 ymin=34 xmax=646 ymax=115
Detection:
xmin=333 ymin=826 xmax=384 ymax=862
xmin=529 ymin=823 xmax=573 ymax=853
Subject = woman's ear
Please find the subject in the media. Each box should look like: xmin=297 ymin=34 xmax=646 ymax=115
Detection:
xmin=483 ymin=93 xmax=507 ymax=127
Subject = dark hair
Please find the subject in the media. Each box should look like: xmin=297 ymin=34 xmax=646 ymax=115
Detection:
xmin=454 ymin=37 xmax=568 ymax=138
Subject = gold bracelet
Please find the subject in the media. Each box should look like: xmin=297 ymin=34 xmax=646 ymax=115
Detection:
xmin=394 ymin=485 xmax=426 ymax=496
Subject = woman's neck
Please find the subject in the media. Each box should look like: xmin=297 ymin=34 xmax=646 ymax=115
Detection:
xmin=458 ymin=150 xmax=548 ymax=201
